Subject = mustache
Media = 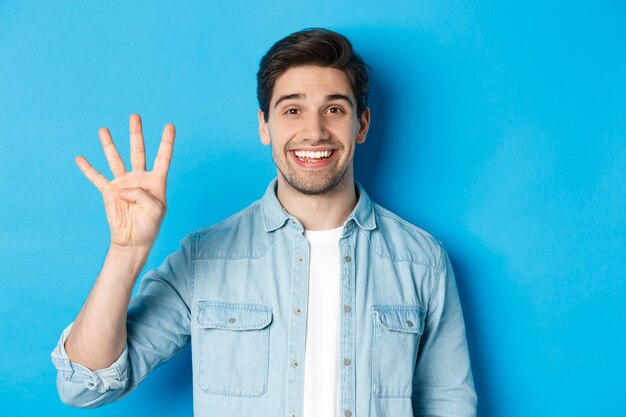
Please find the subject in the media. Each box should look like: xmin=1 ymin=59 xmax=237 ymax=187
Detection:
xmin=286 ymin=139 xmax=341 ymax=150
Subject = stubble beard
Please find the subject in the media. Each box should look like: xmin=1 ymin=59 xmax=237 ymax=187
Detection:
xmin=272 ymin=147 xmax=352 ymax=196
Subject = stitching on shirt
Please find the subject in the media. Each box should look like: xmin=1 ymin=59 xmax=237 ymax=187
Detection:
xmin=427 ymin=243 xmax=444 ymax=304
xmin=193 ymin=230 xmax=277 ymax=260
xmin=190 ymin=232 xmax=197 ymax=304
xmin=374 ymin=206 xmax=441 ymax=270
xmin=374 ymin=203 xmax=440 ymax=241
xmin=194 ymin=236 xmax=277 ymax=260
xmin=196 ymin=300 xmax=273 ymax=311
xmin=190 ymin=205 xmax=279 ymax=260
xmin=195 ymin=301 xmax=273 ymax=330
xmin=359 ymin=221 xmax=439 ymax=270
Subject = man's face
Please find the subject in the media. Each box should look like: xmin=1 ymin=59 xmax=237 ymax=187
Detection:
xmin=258 ymin=65 xmax=370 ymax=196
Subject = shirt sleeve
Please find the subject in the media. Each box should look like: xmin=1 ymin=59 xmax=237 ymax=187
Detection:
xmin=50 ymin=233 xmax=194 ymax=408
xmin=50 ymin=322 xmax=130 ymax=407
xmin=412 ymin=245 xmax=478 ymax=417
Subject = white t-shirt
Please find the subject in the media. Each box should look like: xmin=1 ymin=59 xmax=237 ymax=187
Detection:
xmin=302 ymin=226 xmax=343 ymax=417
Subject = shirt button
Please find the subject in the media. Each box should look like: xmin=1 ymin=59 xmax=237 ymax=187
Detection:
xmin=291 ymin=360 xmax=298 ymax=368
xmin=294 ymin=307 xmax=302 ymax=315
xmin=406 ymin=320 xmax=414 ymax=327
xmin=343 ymin=358 xmax=351 ymax=366
xmin=343 ymin=305 xmax=352 ymax=313
xmin=296 ymin=257 xmax=303 ymax=264
xmin=228 ymin=317 xmax=236 ymax=324
xmin=344 ymin=410 xmax=352 ymax=417
xmin=344 ymin=255 xmax=351 ymax=263
xmin=289 ymin=413 xmax=296 ymax=417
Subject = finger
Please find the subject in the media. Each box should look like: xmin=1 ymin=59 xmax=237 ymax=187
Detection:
xmin=117 ymin=187 xmax=165 ymax=216
xmin=98 ymin=128 xmax=127 ymax=178
xmin=75 ymin=156 xmax=109 ymax=193
xmin=129 ymin=114 xmax=146 ymax=171
xmin=152 ymin=123 xmax=176 ymax=178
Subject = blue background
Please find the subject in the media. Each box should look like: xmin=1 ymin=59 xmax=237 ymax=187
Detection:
xmin=1 ymin=1 xmax=625 ymax=416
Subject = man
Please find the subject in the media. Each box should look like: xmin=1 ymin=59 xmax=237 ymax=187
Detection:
xmin=51 ymin=28 xmax=477 ymax=417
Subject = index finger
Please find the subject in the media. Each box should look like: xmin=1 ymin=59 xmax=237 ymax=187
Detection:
xmin=152 ymin=123 xmax=176 ymax=178
xmin=75 ymin=155 xmax=110 ymax=193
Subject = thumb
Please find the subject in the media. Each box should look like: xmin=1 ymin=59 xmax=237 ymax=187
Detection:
xmin=117 ymin=187 xmax=165 ymax=215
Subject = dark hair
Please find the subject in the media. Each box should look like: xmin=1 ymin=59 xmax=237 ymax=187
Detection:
xmin=257 ymin=28 xmax=369 ymax=122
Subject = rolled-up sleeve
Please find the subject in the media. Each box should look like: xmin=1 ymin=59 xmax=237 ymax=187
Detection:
xmin=51 ymin=233 xmax=194 ymax=408
xmin=412 ymin=245 xmax=477 ymax=417
xmin=50 ymin=323 xmax=129 ymax=407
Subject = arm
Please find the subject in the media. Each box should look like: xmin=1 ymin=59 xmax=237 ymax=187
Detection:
xmin=51 ymin=114 xmax=180 ymax=406
xmin=65 ymin=244 xmax=150 ymax=372
xmin=412 ymin=246 xmax=477 ymax=417
xmin=52 ymin=236 xmax=193 ymax=407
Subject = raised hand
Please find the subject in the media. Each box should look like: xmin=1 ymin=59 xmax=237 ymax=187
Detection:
xmin=76 ymin=114 xmax=176 ymax=249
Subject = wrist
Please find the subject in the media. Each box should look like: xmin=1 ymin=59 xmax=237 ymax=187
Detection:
xmin=108 ymin=242 xmax=152 ymax=256
xmin=105 ymin=243 xmax=151 ymax=279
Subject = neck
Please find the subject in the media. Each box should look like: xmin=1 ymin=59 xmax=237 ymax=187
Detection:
xmin=276 ymin=173 xmax=358 ymax=231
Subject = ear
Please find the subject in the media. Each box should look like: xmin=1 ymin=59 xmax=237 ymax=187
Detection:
xmin=258 ymin=109 xmax=271 ymax=145
xmin=355 ymin=107 xmax=370 ymax=144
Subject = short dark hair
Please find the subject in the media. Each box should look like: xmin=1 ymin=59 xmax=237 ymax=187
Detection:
xmin=257 ymin=28 xmax=369 ymax=122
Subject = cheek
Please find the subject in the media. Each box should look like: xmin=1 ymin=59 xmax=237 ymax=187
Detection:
xmin=269 ymin=121 xmax=299 ymax=141
xmin=330 ymin=116 xmax=359 ymax=135
xmin=334 ymin=125 xmax=358 ymax=146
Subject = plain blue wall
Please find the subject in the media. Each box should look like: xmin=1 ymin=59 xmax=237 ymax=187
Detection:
xmin=1 ymin=1 xmax=624 ymax=416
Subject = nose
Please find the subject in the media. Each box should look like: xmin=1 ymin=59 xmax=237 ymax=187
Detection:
xmin=303 ymin=112 xmax=330 ymax=142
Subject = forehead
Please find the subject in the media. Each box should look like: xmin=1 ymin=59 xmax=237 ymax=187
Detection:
xmin=271 ymin=66 xmax=353 ymax=103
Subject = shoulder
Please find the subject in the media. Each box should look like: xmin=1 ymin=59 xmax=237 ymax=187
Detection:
xmin=184 ymin=201 xmax=275 ymax=260
xmin=369 ymin=202 xmax=445 ymax=271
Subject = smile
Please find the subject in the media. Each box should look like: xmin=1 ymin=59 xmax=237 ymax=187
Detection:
xmin=293 ymin=150 xmax=334 ymax=161
xmin=290 ymin=149 xmax=337 ymax=168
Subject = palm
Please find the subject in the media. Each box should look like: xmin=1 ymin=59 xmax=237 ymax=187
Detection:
xmin=101 ymin=171 xmax=165 ymax=246
xmin=77 ymin=114 xmax=176 ymax=248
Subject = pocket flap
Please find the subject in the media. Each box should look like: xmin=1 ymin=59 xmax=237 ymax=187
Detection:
xmin=372 ymin=305 xmax=424 ymax=334
xmin=196 ymin=301 xmax=272 ymax=331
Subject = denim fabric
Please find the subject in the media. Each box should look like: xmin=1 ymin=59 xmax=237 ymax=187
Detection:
xmin=51 ymin=179 xmax=477 ymax=417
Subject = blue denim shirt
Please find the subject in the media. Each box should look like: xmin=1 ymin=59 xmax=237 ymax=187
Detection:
xmin=51 ymin=179 xmax=477 ymax=417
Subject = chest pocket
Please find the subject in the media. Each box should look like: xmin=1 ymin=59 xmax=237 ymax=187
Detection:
xmin=372 ymin=304 xmax=425 ymax=398
xmin=195 ymin=301 xmax=272 ymax=397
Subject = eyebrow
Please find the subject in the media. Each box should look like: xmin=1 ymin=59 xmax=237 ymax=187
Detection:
xmin=273 ymin=93 xmax=355 ymax=109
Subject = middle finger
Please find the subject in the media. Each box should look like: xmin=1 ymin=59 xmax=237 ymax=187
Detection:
xmin=129 ymin=114 xmax=146 ymax=171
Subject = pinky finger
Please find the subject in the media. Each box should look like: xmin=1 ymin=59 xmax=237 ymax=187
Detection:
xmin=75 ymin=156 xmax=110 ymax=193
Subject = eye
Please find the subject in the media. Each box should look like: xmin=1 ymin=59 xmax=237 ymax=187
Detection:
xmin=326 ymin=106 xmax=344 ymax=114
xmin=284 ymin=108 xmax=300 ymax=115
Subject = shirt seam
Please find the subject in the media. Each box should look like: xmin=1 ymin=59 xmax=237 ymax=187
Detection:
xmin=373 ymin=205 xmax=443 ymax=271
xmin=362 ymin=224 xmax=442 ymax=271
xmin=427 ymin=242 xmax=445 ymax=304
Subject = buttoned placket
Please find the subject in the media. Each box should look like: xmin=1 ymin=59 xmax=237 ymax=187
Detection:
xmin=286 ymin=218 xmax=309 ymax=417
xmin=339 ymin=222 xmax=357 ymax=417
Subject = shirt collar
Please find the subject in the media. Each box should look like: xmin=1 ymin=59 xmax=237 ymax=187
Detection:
xmin=348 ymin=181 xmax=377 ymax=231
xmin=260 ymin=178 xmax=377 ymax=232
xmin=260 ymin=179 xmax=291 ymax=232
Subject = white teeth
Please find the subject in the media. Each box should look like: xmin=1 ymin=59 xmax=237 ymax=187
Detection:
xmin=294 ymin=150 xmax=332 ymax=159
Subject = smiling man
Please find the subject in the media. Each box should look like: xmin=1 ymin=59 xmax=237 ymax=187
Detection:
xmin=259 ymin=64 xmax=369 ymax=230
xmin=51 ymin=28 xmax=477 ymax=417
